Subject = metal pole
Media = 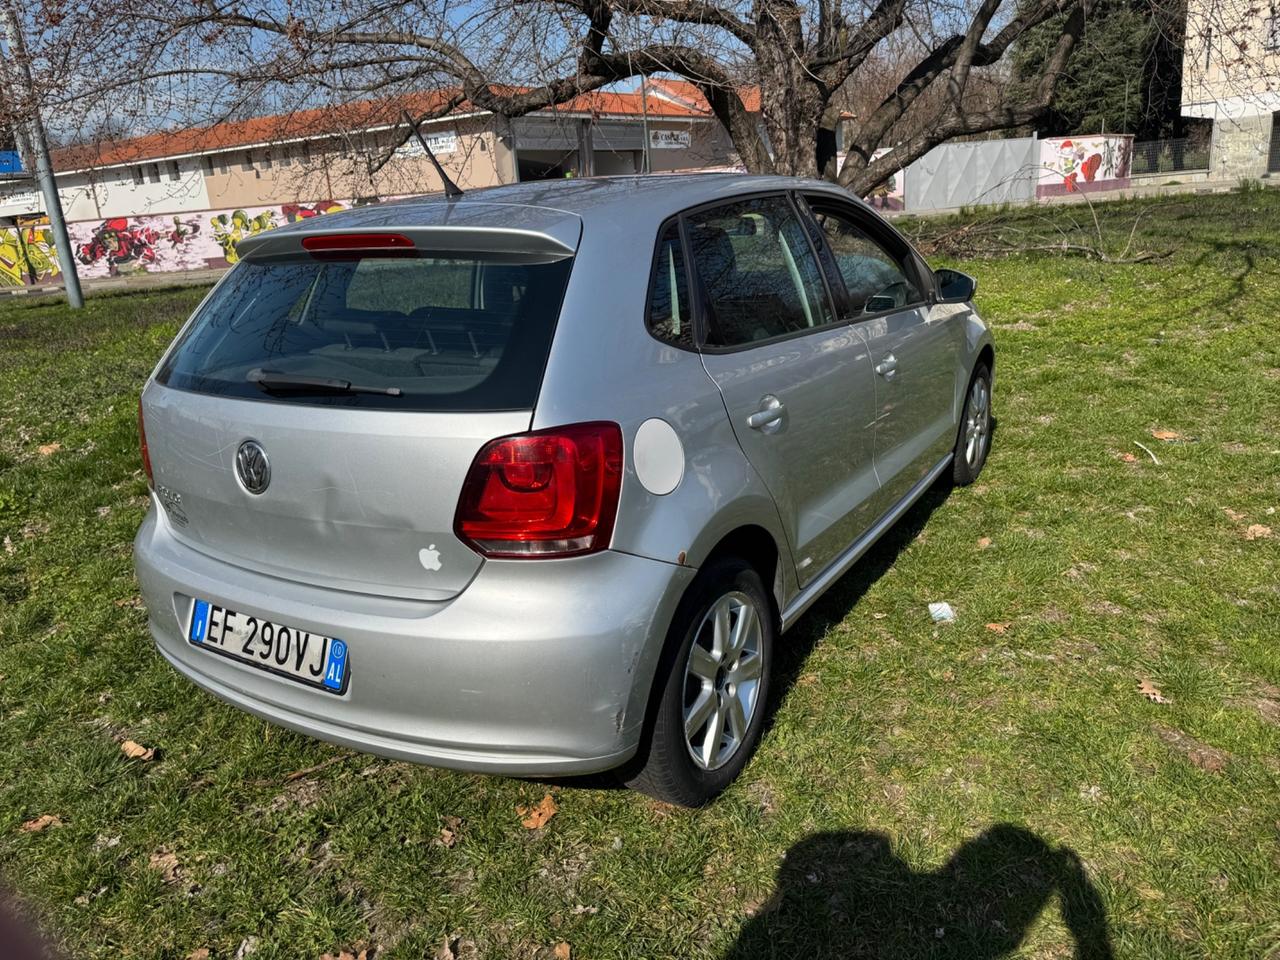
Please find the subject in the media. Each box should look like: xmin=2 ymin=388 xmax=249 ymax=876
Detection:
xmin=639 ymin=77 xmax=652 ymax=174
xmin=0 ymin=2 xmax=83 ymax=307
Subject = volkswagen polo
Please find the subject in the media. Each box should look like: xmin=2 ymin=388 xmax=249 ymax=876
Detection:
xmin=134 ymin=174 xmax=994 ymax=806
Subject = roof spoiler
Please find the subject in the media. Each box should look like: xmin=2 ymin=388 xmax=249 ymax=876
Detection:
xmin=236 ymin=224 xmax=580 ymax=264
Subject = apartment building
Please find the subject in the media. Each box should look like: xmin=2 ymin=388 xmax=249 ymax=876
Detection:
xmin=1181 ymin=0 xmax=1280 ymax=178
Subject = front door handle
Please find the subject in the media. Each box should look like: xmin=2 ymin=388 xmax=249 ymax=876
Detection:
xmin=875 ymin=354 xmax=898 ymax=379
xmin=747 ymin=395 xmax=785 ymax=431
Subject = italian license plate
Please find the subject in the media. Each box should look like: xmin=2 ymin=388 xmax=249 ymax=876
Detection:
xmin=187 ymin=599 xmax=349 ymax=694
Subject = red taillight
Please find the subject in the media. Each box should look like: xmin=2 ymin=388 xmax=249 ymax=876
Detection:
xmin=301 ymin=233 xmax=414 ymax=257
xmin=138 ymin=397 xmax=153 ymax=488
xmin=454 ymin=422 xmax=623 ymax=558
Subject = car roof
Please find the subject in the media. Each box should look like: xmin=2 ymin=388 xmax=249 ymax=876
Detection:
xmin=255 ymin=174 xmax=863 ymax=243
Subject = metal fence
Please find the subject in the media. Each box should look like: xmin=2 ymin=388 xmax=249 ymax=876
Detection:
xmin=1130 ymin=138 xmax=1210 ymax=175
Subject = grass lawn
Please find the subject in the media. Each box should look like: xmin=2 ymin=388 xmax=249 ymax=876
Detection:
xmin=1 ymin=189 xmax=1278 ymax=959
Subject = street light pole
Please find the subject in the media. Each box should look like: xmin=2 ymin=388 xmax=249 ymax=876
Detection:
xmin=0 ymin=2 xmax=83 ymax=307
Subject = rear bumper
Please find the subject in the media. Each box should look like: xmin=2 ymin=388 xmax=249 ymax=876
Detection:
xmin=134 ymin=504 xmax=694 ymax=775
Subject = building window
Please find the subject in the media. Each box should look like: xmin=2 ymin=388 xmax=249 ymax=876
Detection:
xmin=217 ymin=155 xmax=229 ymax=174
xmin=131 ymin=166 xmax=143 ymax=186
xmin=201 ymin=155 xmax=214 ymax=176
xmin=168 ymin=160 xmax=181 ymax=181
xmin=242 ymin=151 xmax=255 ymax=171
xmin=261 ymin=151 xmax=273 ymax=170
xmin=147 ymin=163 xmax=161 ymax=183
xmin=301 ymin=141 xmax=312 ymax=164
xmin=1267 ymin=6 xmax=1280 ymax=51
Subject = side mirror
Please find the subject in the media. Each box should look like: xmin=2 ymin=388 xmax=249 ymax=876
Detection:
xmin=934 ymin=268 xmax=977 ymax=303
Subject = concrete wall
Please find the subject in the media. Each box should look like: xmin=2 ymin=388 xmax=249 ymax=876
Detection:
xmin=1208 ymin=113 xmax=1274 ymax=180
xmin=202 ymin=117 xmax=502 ymax=208
xmin=0 ymin=159 xmax=211 ymax=221
xmin=647 ymin=120 xmax=735 ymax=173
xmin=1183 ymin=0 xmax=1280 ymax=114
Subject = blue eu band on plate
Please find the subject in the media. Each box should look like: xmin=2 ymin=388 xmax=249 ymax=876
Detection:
xmin=187 ymin=599 xmax=349 ymax=694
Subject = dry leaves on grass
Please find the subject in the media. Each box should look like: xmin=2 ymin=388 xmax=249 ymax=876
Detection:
xmin=1150 ymin=429 xmax=1181 ymax=441
xmin=149 ymin=849 xmax=181 ymax=884
xmin=554 ymin=943 xmax=572 ymax=960
xmin=186 ymin=949 xmax=211 ymax=960
xmin=1244 ymin=524 xmax=1272 ymax=541
xmin=985 ymin=622 xmax=1011 ymax=634
xmin=1117 ymin=451 xmax=1139 ymax=463
xmin=1138 ymin=679 xmax=1172 ymax=705
xmin=977 ymin=536 xmax=993 ymax=549
xmin=36 ymin=442 xmax=61 ymax=456
xmin=20 ymin=814 xmax=63 ymax=832
xmin=319 ymin=951 xmax=369 ymax=960
xmin=120 ymin=739 xmax=156 ymax=761
xmin=438 ymin=814 xmax=464 ymax=848
xmin=1223 ymin=507 xmax=1246 ymax=523
xmin=518 ymin=793 xmax=558 ymax=829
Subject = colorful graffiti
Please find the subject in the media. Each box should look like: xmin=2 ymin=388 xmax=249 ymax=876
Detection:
xmin=62 ymin=198 xmax=356 ymax=280
xmin=74 ymin=216 xmax=203 ymax=273
xmin=211 ymin=209 xmax=277 ymax=264
xmin=282 ymin=200 xmax=345 ymax=222
xmin=1037 ymin=135 xmax=1133 ymax=197
xmin=0 ymin=223 xmax=60 ymax=287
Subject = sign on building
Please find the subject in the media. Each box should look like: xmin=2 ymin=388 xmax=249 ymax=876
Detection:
xmin=0 ymin=187 xmax=41 ymax=216
xmin=649 ymin=129 xmax=691 ymax=150
xmin=395 ymin=131 xmax=459 ymax=158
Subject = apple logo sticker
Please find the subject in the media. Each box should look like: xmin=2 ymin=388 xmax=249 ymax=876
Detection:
xmin=419 ymin=545 xmax=442 ymax=571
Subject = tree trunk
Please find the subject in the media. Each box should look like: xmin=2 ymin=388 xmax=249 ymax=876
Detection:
xmin=749 ymin=4 xmax=825 ymax=179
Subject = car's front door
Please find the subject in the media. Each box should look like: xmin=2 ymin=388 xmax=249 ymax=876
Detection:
xmin=801 ymin=196 xmax=960 ymax=512
xmin=691 ymin=195 xmax=880 ymax=585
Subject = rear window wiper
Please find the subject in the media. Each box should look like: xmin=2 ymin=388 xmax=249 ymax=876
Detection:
xmin=247 ymin=369 xmax=403 ymax=397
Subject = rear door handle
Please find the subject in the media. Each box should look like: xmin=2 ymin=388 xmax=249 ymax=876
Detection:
xmin=747 ymin=395 xmax=785 ymax=431
xmin=875 ymin=354 xmax=898 ymax=379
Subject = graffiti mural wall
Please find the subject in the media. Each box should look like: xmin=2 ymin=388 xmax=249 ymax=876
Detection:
xmin=1037 ymin=135 xmax=1134 ymax=197
xmin=62 ymin=199 xmax=356 ymax=281
xmin=0 ymin=219 xmax=60 ymax=287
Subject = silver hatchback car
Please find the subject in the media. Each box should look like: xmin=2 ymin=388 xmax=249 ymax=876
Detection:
xmin=135 ymin=174 xmax=994 ymax=806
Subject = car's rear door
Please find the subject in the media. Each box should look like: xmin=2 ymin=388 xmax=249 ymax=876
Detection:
xmin=799 ymin=195 xmax=959 ymax=513
xmin=691 ymin=194 xmax=880 ymax=585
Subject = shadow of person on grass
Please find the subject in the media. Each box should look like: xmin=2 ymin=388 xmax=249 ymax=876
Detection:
xmin=725 ymin=825 xmax=1113 ymax=960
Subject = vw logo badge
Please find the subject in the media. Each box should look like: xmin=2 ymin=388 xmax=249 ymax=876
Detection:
xmin=235 ymin=440 xmax=271 ymax=495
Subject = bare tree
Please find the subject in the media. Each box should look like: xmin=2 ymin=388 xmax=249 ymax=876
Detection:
xmin=38 ymin=0 xmax=1098 ymax=197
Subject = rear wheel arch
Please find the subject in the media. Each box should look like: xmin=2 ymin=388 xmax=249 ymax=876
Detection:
xmin=696 ymin=524 xmax=782 ymax=627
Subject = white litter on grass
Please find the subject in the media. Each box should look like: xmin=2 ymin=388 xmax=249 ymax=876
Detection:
xmin=928 ymin=602 xmax=956 ymax=623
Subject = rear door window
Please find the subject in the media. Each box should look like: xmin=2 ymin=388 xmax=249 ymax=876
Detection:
xmin=686 ymin=196 xmax=834 ymax=348
xmin=647 ymin=221 xmax=694 ymax=348
xmin=156 ymin=254 xmax=573 ymax=411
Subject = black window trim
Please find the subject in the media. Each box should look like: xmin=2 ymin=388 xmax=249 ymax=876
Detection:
xmin=674 ymin=189 xmax=849 ymax=356
xmin=642 ymin=213 xmax=702 ymax=353
xmin=797 ymin=191 xmax=936 ymax=321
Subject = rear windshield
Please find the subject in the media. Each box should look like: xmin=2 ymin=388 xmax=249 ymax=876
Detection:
xmin=157 ymin=255 xmax=574 ymax=411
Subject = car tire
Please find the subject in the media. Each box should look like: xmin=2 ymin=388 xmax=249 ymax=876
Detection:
xmin=625 ymin=558 xmax=774 ymax=807
xmin=952 ymin=362 xmax=993 ymax=486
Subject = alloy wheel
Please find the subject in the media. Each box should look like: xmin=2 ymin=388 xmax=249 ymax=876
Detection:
xmin=682 ymin=591 xmax=764 ymax=771
xmin=964 ymin=376 xmax=991 ymax=471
